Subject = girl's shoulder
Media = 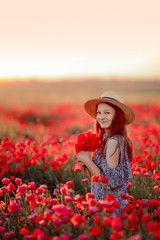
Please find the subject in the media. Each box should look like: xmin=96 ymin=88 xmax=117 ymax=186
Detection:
xmin=106 ymin=135 xmax=125 ymax=151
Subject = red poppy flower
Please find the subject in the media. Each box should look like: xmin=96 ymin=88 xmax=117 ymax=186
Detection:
xmin=128 ymin=214 xmax=138 ymax=230
xmin=49 ymin=198 xmax=58 ymax=205
xmin=127 ymin=182 xmax=132 ymax=188
xmin=93 ymin=216 xmax=101 ymax=225
xmin=77 ymin=133 xmax=87 ymax=145
xmin=64 ymin=196 xmax=73 ymax=203
xmin=72 ymin=163 xmax=83 ymax=172
xmin=17 ymin=184 xmax=28 ymax=194
xmin=148 ymin=199 xmax=159 ymax=208
xmin=88 ymin=206 xmax=98 ymax=214
xmin=42 ymin=165 xmax=47 ymax=171
xmin=103 ymin=216 xmax=111 ymax=226
xmin=15 ymin=178 xmax=22 ymax=185
xmin=7 ymin=201 xmax=21 ymax=213
xmin=153 ymin=228 xmax=160 ymax=239
xmin=146 ymin=221 xmax=160 ymax=233
xmin=82 ymin=178 xmax=89 ymax=183
xmin=27 ymin=194 xmax=36 ymax=202
xmin=91 ymin=175 xmax=100 ymax=182
xmin=111 ymin=217 xmax=123 ymax=232
xmin=19 ymin=227 xmax=30 ymax=236
xmin=28 ymin=182 xmax=36 ymax=190
xmin=31 ymin=228 xmax=43 ymax=239
xmin=127 ymin=234 xmax=141 ymax=240
xmin=100 ymin=175 xmax=109 ymax=184
xmin=71 ymin=213 xmax=86 ymax=226
xmin=10 ymin=176 xmax=15 ymax=181
xmin=140 ymin=213 xmax=151 ymax=224
xmin=88 ymin=198 xmax=96 ymax=207
xmin=51 ymin=237 xmax=61 ymax=240
xmin=2 ymin=178 xmax=10 ymax=185
xmin=66 ymin=180 xmax=74 ymax=189
xmin=74 ymin=194 xmax=83 ymax=202
xmin=78 ymin=234 xmax=89 ymax=240
xmin=4 ymin=232 xmax=15 ymax=239
xmin=86 ymin=193 xmax=95 ymax=201
xmin=0 ymin=227 xmax=5 ymax=234
xmin=121 ymin=193 xmax=129 ymax=200
xmin=109 ymin=233 xmax=119 ymax=240
xmin=7 ymin=182 xmax=16 ymax=192
xmin=74 ymin=130 xmax=99 ymax=154
xmin=123 ymin=203 xmax=135 ymax=214
xmin=106 ymin=193 xmax=115 ymax=201
xmin=89 ymin=226 xmax=103 ymax=237
xmin=60 ymin=186 xmax=67 ymax=195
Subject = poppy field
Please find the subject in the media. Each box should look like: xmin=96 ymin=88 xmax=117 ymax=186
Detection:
xmin=0 ymin=81 xmax=160 ymax=240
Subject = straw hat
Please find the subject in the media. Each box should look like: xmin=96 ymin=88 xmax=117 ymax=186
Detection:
xmin=84 ymin=91 xmax=135 ymax=124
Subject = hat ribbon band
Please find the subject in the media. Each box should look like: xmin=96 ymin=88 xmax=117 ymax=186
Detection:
xmin=99 ymin=97 xmax=119 ymax=102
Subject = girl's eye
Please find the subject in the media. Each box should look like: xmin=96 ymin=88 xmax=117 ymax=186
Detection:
xmin=105 ymin=112 xmax=110 ymax=114
xmin=96 ymin=112 xmax=100 ymax=115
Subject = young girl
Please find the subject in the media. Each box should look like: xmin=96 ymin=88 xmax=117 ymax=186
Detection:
xmin=77 ymin=91 xmax=135 ymax=212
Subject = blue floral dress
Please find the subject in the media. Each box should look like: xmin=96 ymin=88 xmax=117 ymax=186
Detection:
xmin=91 ymin=131 xmax=132 ymax=211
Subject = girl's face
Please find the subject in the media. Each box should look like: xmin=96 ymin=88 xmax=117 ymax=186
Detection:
xmin=96 ymin=103 xmax=115 ymax=131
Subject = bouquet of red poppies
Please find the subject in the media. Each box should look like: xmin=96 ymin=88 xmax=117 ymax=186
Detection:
xmin=74 ymin=130 xmax=100 ymax=154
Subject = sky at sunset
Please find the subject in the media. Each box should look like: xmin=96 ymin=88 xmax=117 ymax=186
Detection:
xmin=0 ymin=0 xmax=160 ymax=80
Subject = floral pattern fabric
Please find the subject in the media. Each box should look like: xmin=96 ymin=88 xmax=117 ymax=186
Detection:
xmin=91 ymin=131 xmax=132 ymax=211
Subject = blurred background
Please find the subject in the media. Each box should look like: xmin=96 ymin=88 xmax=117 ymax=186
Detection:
xmin=0 ymin=0 xmax=160 ymax=107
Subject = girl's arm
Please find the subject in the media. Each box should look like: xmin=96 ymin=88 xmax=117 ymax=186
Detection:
xmin=77 ymin=151 xmax=100 ymax=175
xmin=106 ymin=139 xmax=120 ymax=168
xmin=77 ymin=139 xmax=120 ymax=175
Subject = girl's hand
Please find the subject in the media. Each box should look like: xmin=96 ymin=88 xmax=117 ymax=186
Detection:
xmin=77 ymin=151 xmax=91 ymax=165
xmin=77 ymin=151 xmax=100 ymax=176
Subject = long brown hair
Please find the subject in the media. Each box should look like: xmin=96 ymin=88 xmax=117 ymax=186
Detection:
xmin=95 ymin=102 xmax=133 ymax=162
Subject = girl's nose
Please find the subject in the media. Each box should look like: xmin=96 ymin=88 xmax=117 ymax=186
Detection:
xmin=99 ymin=113 xmax=105 ymax=119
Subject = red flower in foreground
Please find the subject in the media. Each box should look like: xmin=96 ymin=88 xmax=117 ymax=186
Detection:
xmin=19 ymin=227 xmax=30 ymax=236
xmin=103 ymin=217 xmax=111 ymax=227
xmin=75 ymin=130 xmax=99 ymax=154
xmin=7 ymin=201 xmax=21 ymax=213
xmin=42 ymin=165 xmax=47 ymax=171
xmin=31 ymin=228 xmax=44 ymax=239
xmin=91 ymin=175 xmax=100 ymax=182
xmin=7 ymin=182 xmax=16 ymax=192
xmin=127 ymin=234 xmax=141 ymax=240
xmin=106 ymin=193 xmax=115 ymax=201
xmin=4 ymin=232 xmax=15 ymax=239
xmin=72 ymin=162 xmax=83 ymax=172
xmin=111 ymin=217 xmax=123 ymax=232
xmin=2 ymin=178 xmax=10 ymax=185
xmin=93 ymin=216 xmax=101 ymax=225
xmin=77 ymin=133 xmax=87 ymax=145
xmin=71 ymin=213 xmax=86 ymax=226
xmin=66 ymin=180 xmax=74 ymax=188
xmin=28 ymin=181 xmax=36 ymax=190
xmin=82 ymin=178 xmax=89 ymax=183
xmin=15 ymin=178 xmax=22 ymax=185
xmin=0 ymin=227 xmax=5 ymax=234
xmin=128 ymin=214 xmax=138 ymax=231
xmin=100 ymin=175 xmax=109 ymax=184
xmin=86 ymin=193 xmax=95 ymax=201
xmin=89 ymin=226 xmax=103 ymax=237
xmin=78 ymin=234 xmax=89 ymax=240
xmin=148 ymin=199 xmax=159 ymax=208
xmin=91 ymin=174 xmax=108 ymax=184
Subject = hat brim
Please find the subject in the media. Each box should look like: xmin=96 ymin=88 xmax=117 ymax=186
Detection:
xmin=84 ymin=99 xmax=135 ymax=124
